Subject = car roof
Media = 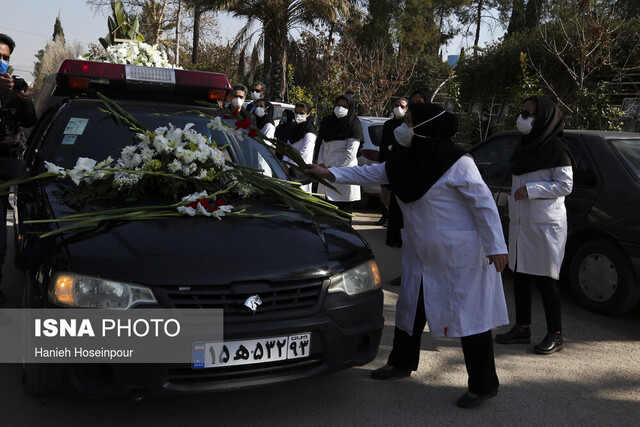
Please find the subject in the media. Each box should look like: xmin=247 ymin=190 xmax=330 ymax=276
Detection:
xmin=358 ymin=116 xmax=389 ymax=124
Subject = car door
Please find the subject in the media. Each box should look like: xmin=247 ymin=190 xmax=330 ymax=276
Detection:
xmin=564 ymin=133 xmax=601 ymax=232
xmin=470 ymin=132 xmax=520 ymax=236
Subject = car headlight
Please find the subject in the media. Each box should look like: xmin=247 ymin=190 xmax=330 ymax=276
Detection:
xmin=48 ymin=272 xmax=158 ymax=309
xmin=328 ymin=261 xmax=381 ymax=296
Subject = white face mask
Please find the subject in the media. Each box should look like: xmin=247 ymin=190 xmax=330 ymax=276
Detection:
xmin=517 ymin=115 xmax=534 ymax=135
xmin=295 ymin=114 xmax=307 ymax=124
xmin=393 ymin=123 xmax=414 ymax=147
xmin=255 ymin=107 xmax=266 ymax=118
xmin=393 ymin=106 xmax=406 ymax=118
xmin=251 ymin=90 xmax=262 ymax=101
xmin=231 ymin=96 xmax=244 ymax=109
xmin=334 ymin=106 xmax=349 ymax=119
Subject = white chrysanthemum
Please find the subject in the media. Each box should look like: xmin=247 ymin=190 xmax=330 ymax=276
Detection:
xmin=167 ymin=160 xmax=182 ymax=173
xmin=211 ymin=148 xmax=225 ymax=167
xmin=181 ymin=163 xmax=197 ymax=176
xmin=140 ymin=147 xmax=155 ymax=161
xmin=195 ymin=170 xmax=208 ymax=180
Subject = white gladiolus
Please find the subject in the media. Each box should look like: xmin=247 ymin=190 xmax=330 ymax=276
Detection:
xmin=44 ymin=161 xmax=66 ymax=176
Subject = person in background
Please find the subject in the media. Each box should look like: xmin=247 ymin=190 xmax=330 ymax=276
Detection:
xmin=275 ymin=109 xmax=295 ymax=144
xmin=316 ymin=94 xmax=362 ymax=216
xmin=253 ymin=98 xmax=275 ymax=139
xmin=305 ymin=102 xmax=509 ymax=409
xmin=228 ymin=84 xmax=252 ymax=121
xmin=246 ymin=81 xmax=274 ymax=122
xmin=495 ymin=95 xmax=573 ymax=355
xmin=0 ymin=33 xmax=37 ymax=304
xmin=282 ymin=102 xmax=316 ymax=193
xmin=376 ymin=97 xmax=408 ymax=228
xmin=475 ymin=107 xmax=493 ymax=144
xmin=408 ymin=89 xmax=427 ymax=106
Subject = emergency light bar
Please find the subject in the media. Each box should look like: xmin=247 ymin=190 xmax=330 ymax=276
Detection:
xmin=56 ymin=60 xmax=232 ymax=101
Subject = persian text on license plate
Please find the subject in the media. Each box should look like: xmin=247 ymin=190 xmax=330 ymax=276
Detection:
xmin=192 ymin=333 xmax=311 ymax=369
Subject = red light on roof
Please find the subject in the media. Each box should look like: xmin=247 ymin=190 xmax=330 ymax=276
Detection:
xmin=175 ymin=69 xmax=232 ymax=91
xmin=58 ymin=59 xmax=125 ymax=80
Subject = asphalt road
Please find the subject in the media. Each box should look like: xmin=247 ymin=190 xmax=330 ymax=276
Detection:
xmin=1 ymin=208 xmax=640 ymax=426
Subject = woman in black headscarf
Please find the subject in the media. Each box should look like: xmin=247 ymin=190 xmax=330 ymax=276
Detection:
xmin=275 ymin=109 xmax=296 ymax=145
xmin=252 ymin=98 xmax=276 ymax=139
xmin=282 ymin=102 xmax=316 ymax=192
xmin=306 ymin=102 xmax=509 ymax=409
xmin=496 ymin=96 xmax=573 ymax=355
xmin=315 ymin=94 xmax=364 ymax=213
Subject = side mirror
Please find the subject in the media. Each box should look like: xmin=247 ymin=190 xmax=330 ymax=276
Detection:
xmin=0 ymin=157 xmax=28 ymax=181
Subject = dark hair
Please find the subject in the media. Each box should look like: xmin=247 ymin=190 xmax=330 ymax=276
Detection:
xmin=0 ymin=34 xmax=16 ymax=54
xmin=396 ymin=97 xmax=408 ymax=104
xmin=232 ymin=83 xmax=248 ymax=95
xmin=295 ymin=102 xmax=310 ymax=114
xmin=481 ymin=107 xmax=491 ymax=114
xmin=409 ymin=90 xmax=427 ymax=104
xmin=251 ymin=81 xmax=266 ymax=92
xmin=523 ymin=96 xmax=538 ymax=111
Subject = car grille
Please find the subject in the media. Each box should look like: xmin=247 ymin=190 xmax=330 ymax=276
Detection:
xmin=155 ymin=279 xmax=325 ymax=318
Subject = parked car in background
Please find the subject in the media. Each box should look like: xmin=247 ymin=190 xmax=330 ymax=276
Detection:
xmin=471 ymin=130 xmax=640 ymax=315
xmin=356 ymin=116 xmax=388 ymax=200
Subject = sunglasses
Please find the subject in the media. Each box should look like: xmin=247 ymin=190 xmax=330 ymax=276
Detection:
xmin=0 ymin=55 xmax=9 ymax=61
xmin=520 ymin=109 xmax=536 ymax=119
xmin=251 ymin=89 xmax=261 ymax=93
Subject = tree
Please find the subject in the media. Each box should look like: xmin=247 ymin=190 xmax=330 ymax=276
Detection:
xmin=505 ymin=0 xmax=525 ymax=36
xmin=223 ymin=0 xmax=354 ymax=101
xmin=456 ymin=0 xmax=511 ymax=57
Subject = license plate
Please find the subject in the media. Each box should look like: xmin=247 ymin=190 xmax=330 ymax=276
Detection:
xmin=192 ymin=333 xmax=311 ymax=369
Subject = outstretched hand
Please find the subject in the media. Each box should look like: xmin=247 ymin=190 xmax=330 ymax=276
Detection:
xmin=304 ymin=164 xmax=335 ymax=181
xmin=487 ymin=254 xmax=508 ymax=272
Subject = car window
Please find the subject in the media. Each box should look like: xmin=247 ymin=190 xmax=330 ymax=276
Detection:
xmin=609 ymin=138 xmax=640 ymax=181
xmin=472 ymin=135 xmax=518 ymax=179
xmin=367 ymin=124 xmax=383 ymax=147
xmin=39 ymin=102 xmax=288 ymax=180
xmin=567 ymin=138 xmax=597 ymax=187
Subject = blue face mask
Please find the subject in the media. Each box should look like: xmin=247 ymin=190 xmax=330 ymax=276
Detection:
xmin=281 ymin=116 xmax=288 ymax=124
xmin=0 ymin=59 xmax=9 ymax=74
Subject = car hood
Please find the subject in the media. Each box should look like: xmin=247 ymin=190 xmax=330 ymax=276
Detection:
xmin=38 ymin=185 xmax=372 ymax=286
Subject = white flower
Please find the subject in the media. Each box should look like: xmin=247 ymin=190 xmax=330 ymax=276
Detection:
xmin=74 ymin=157 xmax=97 ymax=172
xmin=211 ymin=148 xmax=225 ymax=167
xmin=44 ymin=161 xmax=66 ymax=176
xmin=211 ymin=204 xmax=233 ymax=220
xmin=140 ymin=147 xmax=155 ymax=161
xmin=95 ymin=156 xmax=114 ymax=170
xmin=195 ymin=170 xmax=208 ymax=180
xmin=177 ymin=206 xmax=197 ymax=216
xmin=167 ymin=160 xmax=182 ymax=173
xmin=153 ymin=135 xmax=169 ymax=153
xmin=181 ymin=191 xmax=208 ymax=203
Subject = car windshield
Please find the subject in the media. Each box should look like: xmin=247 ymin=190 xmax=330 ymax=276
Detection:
xmin=609 ymin=138 xmax=640 ymax=180
xmin=367 ymin=124 xmax=383 ymax=147
xmin=40 ymin=100 xmax=287 ymax=180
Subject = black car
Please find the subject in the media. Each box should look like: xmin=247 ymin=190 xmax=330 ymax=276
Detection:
xmin=13 ymin=60 xmax=383 ymax=397
xmin=471 ymin=130 xmax=640 ymax=315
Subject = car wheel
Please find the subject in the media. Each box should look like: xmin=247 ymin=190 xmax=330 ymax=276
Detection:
xmin=22 ymin=363 xmax=58 ymax=395
xmin=570 ymin=239 xmax=640 ymax=315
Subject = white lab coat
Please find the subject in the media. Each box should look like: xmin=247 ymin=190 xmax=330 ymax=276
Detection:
xmin=318 ymin=138 xmax=361 ymax=202
xmin=283 ymin=132 xmax=317 ymax=193
xmin=261 ymin=122 xmax=276 ymax=140
xmin=331 ymin=155 xmax=509 ymax=337
xmin=508 ymin=166 xmax=573 ymax=279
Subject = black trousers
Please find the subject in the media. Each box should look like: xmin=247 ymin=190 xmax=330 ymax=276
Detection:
xmin=513 ymin=272 xmax=562 ymax=333
xmin=387 ymin=286 xmax=499 ymax=395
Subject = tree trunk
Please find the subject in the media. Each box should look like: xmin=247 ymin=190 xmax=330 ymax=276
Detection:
xmin=192 ymin=4 xmax=202 ymax=64
xmin=175 ymin=0 xmax=182 ymax=66
xmin=474 ymin=0 xmax=484 ymax=57
xmin=155 ymin=0 xmax=169 ymax=46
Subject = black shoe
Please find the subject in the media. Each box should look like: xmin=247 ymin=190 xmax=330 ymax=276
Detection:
xmin=370 ymin=365 xmax=411 ymax=380
xmin=534 ymin=332 xmax=564 ymax=355
xmin=495 ymin=325 xmax=531 ymax=344
xmin=390 ymin=276 xmax=401 ymax=286
xmin=456 ymin=389 xmax=498 ymax=409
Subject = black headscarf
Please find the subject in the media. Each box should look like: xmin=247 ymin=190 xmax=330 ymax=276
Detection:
xmin=275 ymin=109 xmax=295 ymax=143
xmin=254 ymin=102 xmax=275 ymax=131
xmin=510 ymin=95 xmax=573 ymax=175
xmin=385 ymin=103 xmax=467 ymax=203
xmin=317 ymin=95 xmax=364 ymax=142
xmin=288 ymin=102 xmax=316 ymax=143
